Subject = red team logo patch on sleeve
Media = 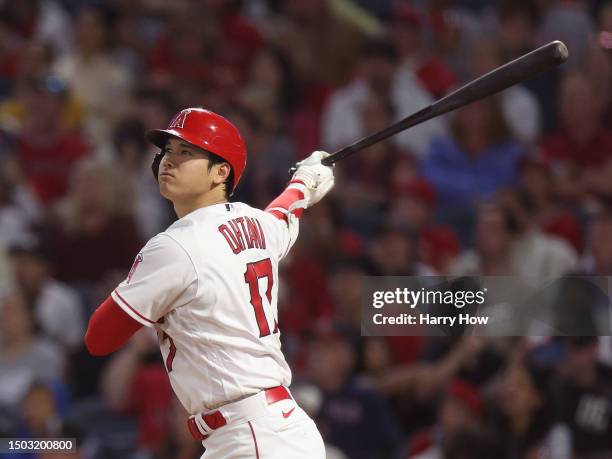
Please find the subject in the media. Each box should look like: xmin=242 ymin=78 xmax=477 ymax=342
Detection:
xmin=127 ymin=253 xmax=143 ymax=283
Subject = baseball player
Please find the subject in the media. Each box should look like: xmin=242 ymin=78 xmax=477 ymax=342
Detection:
xmin=84 ymin=108 xmax=334 ymax=458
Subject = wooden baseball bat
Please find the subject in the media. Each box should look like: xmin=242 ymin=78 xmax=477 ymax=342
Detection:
xmin=316 ymin=40 xmax=568 ymax=167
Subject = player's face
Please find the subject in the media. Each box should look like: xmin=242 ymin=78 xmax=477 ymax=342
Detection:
xmin=157 ymin=138 xmax=216 ymax=201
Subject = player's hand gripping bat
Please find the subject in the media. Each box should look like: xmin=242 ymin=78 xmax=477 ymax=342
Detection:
xmin=291 ymin=40 xmax=568 ymax=173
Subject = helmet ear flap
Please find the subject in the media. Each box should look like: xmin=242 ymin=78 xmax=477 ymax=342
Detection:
xmin=152 ymin=151 xmax=164 ymax=180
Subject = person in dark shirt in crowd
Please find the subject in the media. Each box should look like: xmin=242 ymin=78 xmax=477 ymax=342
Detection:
xmin=405 ymin=379 xmax=485 ymax=459
xmin=556 ymin=337 xmax=612 ymax=457
xmin=496 ymin=0 xmax=560 ymax=132
xmin=305 ymin=327 xmax=402 ymax=459
xmin=490 ymin=357 xmax=571 ymax=459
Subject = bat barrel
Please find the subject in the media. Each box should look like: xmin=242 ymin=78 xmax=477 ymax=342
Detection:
xmin=312 ymin=41 xmax=568 ymax=169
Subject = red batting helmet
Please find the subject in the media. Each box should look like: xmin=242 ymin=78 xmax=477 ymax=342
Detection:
xmin=146 ymin=108 xmax=247 ymax=190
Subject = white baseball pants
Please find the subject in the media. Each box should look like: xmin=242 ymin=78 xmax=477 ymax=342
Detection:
xmin=196 ymin=388 xmax=325 ymax=458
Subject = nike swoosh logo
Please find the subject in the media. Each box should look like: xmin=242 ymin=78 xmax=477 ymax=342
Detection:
xmin=282 ymin=408 xmax=295 ymax=419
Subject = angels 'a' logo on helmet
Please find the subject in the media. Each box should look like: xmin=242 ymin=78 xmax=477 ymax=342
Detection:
xmin=168 ymin=109 xmax=192 ymax=129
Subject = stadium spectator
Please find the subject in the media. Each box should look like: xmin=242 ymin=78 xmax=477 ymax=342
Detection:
xmin=582 ymin=208 xmax=612 ymax=275
xmin=225 ymin=103 xmax=296 ymax=208
xmin=491 ymin=359 xmax=572 ymax=459
xmin=406 ymin=379 xmax=485 ymax=459
xmin=495 ymin=0 xmax=562 ymax=132
xmin=369 ymin=224 xmax=434 ymax=276
xmin=448 ymin=203 xmax=517 ymax=276
xmin=48 ymin=158 xmax=142 ymax=287
xmin=8 ymin=237 xmax=84 ymax=349
xmin=390 ymin=4 xmax=456 ymax=99
xmin=305 ymin=328 xmax=403 ymax=459
xmin=11 ymin=75 xmax=90 ymax=206
xmin=467 ymin=38 xmax=541 ymax=144
xmin=100 ymin=329 xmax=173 ymax=451
xmin=421 ymin=96 xmax=524 ymax=241
xmin=541 ymin=71 xmax=612 ymax=201
xmin=322 ymin=37 xmax=446 ymax=158
xmin=0 ymin=154 xmax=42 ymax=248
xmin=518 ymin=155 xmax=582 ymax=253
xmin=556 ymin=337 xmax=612 ymax=456
xmin=497 ymin=189 xmax=578 ymax=283
xmin=0 ymin=290 xmax=65 ymax=409
xmin=18 ymin=381 xmax=67 ymax=437
xmin=540 ymin=0 xmax=594 ymax=69
xmin=321 ymin=38 xmax=397 ymax=150
xmin=0 ymin=0 xmax=72 ymax=58
xmin=0 ymin=1 xmax=610 ymax=457
xmin=277 ymin=236 xmax=335 ymax=340
xmin=274 ymin=0 xmax=369 ymax=87
xmin=112 ymin=117 xmax=171 ymax=240
xmin=333 ymin=93 xmax=401 ymax=235
xmin=387 ymin=178 xmax=461 ymax=273
xmin=54 ymin=5 xmax=133 ymax=148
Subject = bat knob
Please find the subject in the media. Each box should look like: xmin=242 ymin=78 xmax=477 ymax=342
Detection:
xmin=288 ymin=166 xmax=297 ymax=177
xmin=552 ymin=40 xmax=569 ymax=62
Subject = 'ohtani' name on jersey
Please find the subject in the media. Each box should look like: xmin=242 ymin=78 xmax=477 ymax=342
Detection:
xmin=218 ymin=217 xmax=266 ymax=254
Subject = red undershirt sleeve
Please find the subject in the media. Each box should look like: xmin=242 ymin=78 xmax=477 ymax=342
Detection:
xmin=265 ymin=179 xmax=307 ymax=221
xmin=85 ymin=296 xmax=144 ymax=356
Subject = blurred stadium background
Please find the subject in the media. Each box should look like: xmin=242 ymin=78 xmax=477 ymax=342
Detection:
xmin=0 ymin=0 xmax=611 ymax=458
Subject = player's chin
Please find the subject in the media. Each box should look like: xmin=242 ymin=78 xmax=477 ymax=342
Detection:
xmin=158 ymin=180 xmax=179 ymax=199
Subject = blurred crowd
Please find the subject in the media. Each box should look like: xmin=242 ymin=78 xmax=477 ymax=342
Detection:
xmin=0 ymin=0 xmax=611 ymax=458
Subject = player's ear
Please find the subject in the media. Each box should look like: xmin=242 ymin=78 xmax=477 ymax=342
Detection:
xmin=212 ymin=162 xmax=231 ymax=186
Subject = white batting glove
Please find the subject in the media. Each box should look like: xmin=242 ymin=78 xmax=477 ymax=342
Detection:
xmin=291 ymin=150 xmax=335 ymax=207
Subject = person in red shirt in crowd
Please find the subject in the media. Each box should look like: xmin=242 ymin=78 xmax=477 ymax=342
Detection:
xmin=48 ymin=158 xmax=142 ymax=286
xmin=540 ymin=71 xmax=612 ymax=201
xmin=13 ymin=75 xmax=89 ymax=206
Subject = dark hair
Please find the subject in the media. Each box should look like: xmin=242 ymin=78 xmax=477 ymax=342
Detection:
xmin=206 ymin=151 xmax=234 ymax=199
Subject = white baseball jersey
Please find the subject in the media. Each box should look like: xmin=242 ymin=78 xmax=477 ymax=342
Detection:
xmin=111 ymin=202 xmax=297 ymax=414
